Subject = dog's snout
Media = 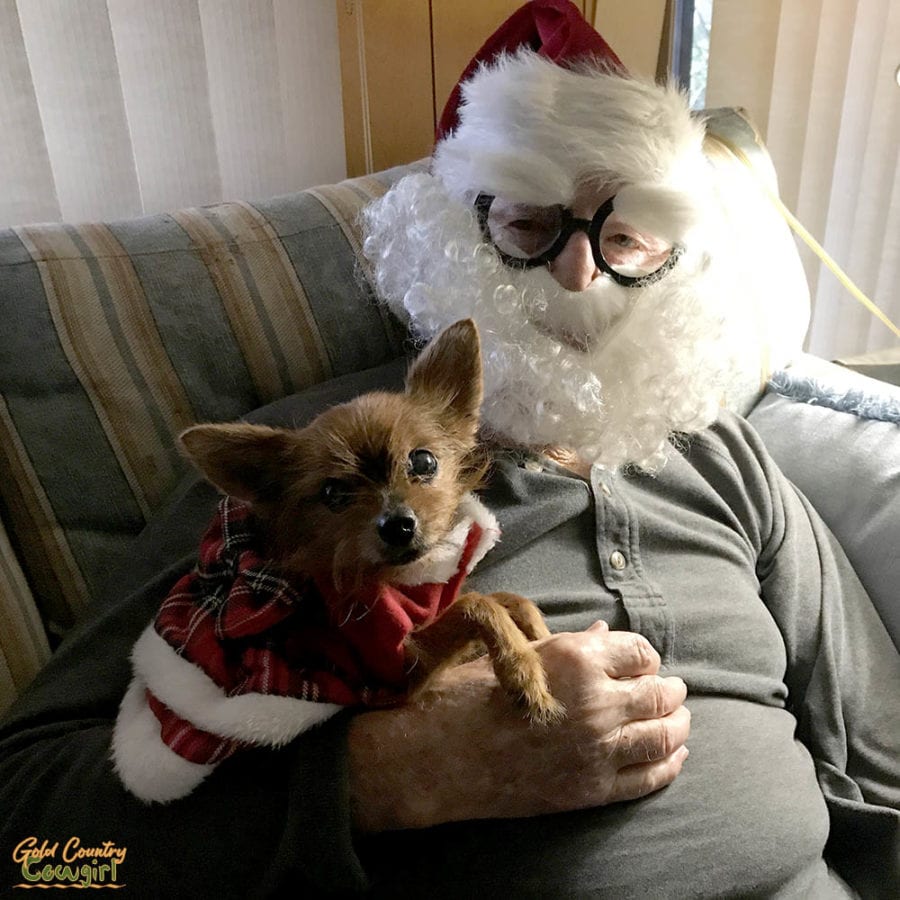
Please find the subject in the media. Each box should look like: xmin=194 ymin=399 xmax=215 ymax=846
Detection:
xmin=377 ymin=508 xmax=418 ymax=547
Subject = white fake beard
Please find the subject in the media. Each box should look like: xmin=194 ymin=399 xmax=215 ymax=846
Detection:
xmin=363 ymin=173 xmax=742 ymax=472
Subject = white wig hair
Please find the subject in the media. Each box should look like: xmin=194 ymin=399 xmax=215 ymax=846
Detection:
xmin=361 ymin=51 xmax=809 ymax=471
xmin=434 ymin=51 xmax=709 ymax=206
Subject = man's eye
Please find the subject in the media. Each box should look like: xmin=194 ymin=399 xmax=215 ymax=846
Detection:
xmin=407 ymin=449 xmax=438 ymax=480
xmin=320 ymin=478 xmax=353 ymax=510
xmin=509 ymin=219 xmax=543 ymax=232
xmin=607 ymin=233 xmax=640 ymax=250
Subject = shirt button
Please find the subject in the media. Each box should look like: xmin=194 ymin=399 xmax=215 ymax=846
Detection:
xmin=609 ymin=550 xmax=627 ymax=570
xmin=600 ymin=483 xmax=612 ymax=497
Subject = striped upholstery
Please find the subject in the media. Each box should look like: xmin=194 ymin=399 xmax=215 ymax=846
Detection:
xmin=0 ymin=516 xmax=50 ymax=714
xmin=0 ymin=163 xmax=422 ymax=708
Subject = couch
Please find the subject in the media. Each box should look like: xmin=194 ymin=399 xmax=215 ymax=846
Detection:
xmin=0 ymin=112 xmax=897 ymax=721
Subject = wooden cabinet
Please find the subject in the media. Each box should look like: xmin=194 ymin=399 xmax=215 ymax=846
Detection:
xmin=336 ymin=1 xmax=595 ymax=176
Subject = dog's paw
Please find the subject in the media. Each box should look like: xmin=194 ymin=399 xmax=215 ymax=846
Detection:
xmin=499 ymin=649 xmax=565 ymax=726
xmin=520 ymin=688 xmax=566 ymax=727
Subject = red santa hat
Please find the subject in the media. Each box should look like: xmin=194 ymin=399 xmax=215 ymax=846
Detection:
xmin=436 ymin=0 xmax=624 ymax=142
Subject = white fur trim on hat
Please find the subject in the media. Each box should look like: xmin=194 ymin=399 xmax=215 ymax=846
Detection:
xmin=433 ymin=50 xmax=709 ymax=208
xmin=612 ymin=184 xmax=703 ymax=244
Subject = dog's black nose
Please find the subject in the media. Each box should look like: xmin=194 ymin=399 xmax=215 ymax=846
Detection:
xmin=377 ymin=509 xmax=417 ymax=547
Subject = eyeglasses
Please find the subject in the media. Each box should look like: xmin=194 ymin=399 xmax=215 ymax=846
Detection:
xmin=474 ymin=193 xmax=683 ymax=288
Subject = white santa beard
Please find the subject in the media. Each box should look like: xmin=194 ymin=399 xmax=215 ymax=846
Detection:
xmin=362 ymin=173 xmax=740 ymax=472
xmin=526 ymin=268 xmax=635 ymax=353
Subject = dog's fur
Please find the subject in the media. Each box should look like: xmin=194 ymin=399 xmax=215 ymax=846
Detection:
xmin=181 ymin=319 xmax=563 ymax=724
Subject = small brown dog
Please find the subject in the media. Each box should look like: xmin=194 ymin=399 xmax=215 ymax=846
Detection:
xmin=112 ymin=319 xmax=561 ymax=804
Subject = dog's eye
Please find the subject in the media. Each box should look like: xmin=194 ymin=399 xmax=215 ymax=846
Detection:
xmin=320 ymin=478 xmax=353 ymax=511
xmin=407 ymin=449 xmax=438 ymax=480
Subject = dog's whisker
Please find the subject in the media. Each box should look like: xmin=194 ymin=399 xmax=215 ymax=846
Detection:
xmin=338 ymin=600 xmax=360 ymax=628
xmin=352 ymin=601 xmax=375 ymax=622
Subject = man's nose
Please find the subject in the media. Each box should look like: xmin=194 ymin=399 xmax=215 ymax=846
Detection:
xmin=548 ymin=230 xmax=600 ymax=292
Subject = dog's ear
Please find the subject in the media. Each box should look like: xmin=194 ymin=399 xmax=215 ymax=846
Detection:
xmin=406 ymin=319 xmax=483 ymax=430
xmin=179 ymin=423 xmax=295 ymax=504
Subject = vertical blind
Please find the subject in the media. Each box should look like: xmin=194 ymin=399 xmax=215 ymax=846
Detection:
xmin=0 ymin=0 xmax=347 ymax=228
xmin=707 ymin=0 xmax=900 ymax=360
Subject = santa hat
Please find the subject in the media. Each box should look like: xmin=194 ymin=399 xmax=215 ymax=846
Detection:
xmin=432 ymin=11 xmax=709 ymax=241
xmin=436 ymin=0 xmax=623 ymax=142
xmin=427 ymin=1 xmax=809 ymax=401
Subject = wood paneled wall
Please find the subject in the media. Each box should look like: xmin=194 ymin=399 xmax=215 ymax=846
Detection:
xmin=337 ymin=1 xmax=594 ymax=176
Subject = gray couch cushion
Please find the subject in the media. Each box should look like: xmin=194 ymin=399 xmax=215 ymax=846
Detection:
xmin=748 ymin=356 xmax=900 ymax=648
xmin=0 ymin=164 xmax=422 ymax=634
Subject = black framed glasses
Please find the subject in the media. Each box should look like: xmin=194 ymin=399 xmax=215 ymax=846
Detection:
xmin=474 ymin=193 xmax=683 ymax=288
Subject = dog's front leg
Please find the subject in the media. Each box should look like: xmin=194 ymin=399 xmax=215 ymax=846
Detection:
xmin=406 ymin=593 xmax=564 ymax=725
xmin=485 ymin=590 xmax=552 ymax=642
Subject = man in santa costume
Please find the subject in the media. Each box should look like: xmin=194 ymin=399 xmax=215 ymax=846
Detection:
xmin=342 ymin=2 xmax=898 ymax=897
xmin=0 ymin=3 xmax=896 ymax=897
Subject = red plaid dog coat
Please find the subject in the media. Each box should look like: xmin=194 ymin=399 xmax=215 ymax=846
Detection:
xmin=112 ymin=495 xmax=499 ymax=803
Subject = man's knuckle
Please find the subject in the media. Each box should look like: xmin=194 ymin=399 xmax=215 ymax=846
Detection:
xmin=657 ymin=719 xmax=680 ymax=757
xmin=545 ymin=631 xmax=595 ymax=671
xmin=646 ymin=677 xmax=668 ymax=717
xmin=619 ymin=632 xmax=656 ymax=669
xmin=625 ymin=675 xmax=665 ymax=717
xmin=622 ymin=720 xmax=671 ymax=762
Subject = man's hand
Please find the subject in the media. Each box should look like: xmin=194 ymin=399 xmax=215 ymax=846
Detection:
xmin=348 ymin=620 xmax=690 ymax=832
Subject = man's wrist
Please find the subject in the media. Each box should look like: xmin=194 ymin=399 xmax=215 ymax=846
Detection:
xmin=347 ymin=663 xmax=498 ymax=832
xmin=348 ymin=706 xmax=438 ymax=832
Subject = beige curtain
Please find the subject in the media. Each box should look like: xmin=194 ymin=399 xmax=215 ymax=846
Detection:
xmin=706 ymin=0 xmax=900 ymax=360
xmin=0 ymin=0 xmax=347 ymax=228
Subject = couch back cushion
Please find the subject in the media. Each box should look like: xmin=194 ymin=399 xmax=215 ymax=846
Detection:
xmin=747 ymin=354 xmax=900 ymax=649
xmin=0 ymin=163 xmax=422 ymax=635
